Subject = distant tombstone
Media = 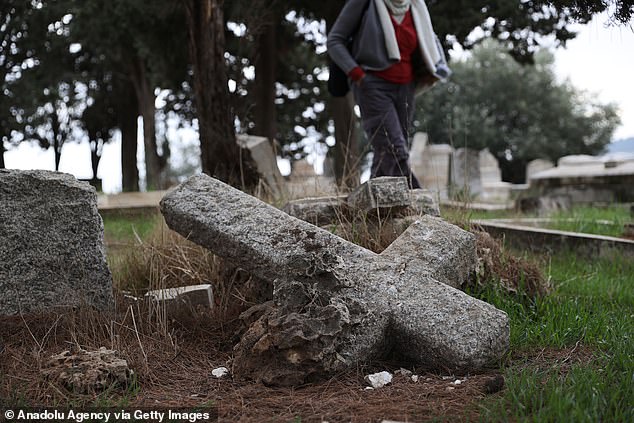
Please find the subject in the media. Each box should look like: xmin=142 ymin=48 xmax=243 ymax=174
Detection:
xmin=412 ymin=142 xmax=453 ymax=201
xmin=409 ymin=132 xmax=428 ymax=179
xmin=479 ymin=149 xmax=502 ymax=184
xmin=236 ymin=134 xmax=287 ymax=199
xmin=0 ymin=170 xmax=114 ymax=315
xmin=452 ymin=148 xmax=482 ymax=198
xmin=479 ymin=149 xmax=512 ymax=203
xmin=557 ymin=155 xmax=604 ymax=167
xmin=529 ymin=154 xmax=634 ymax=204
xmin=287 ymin=159 xmax=337 ymax=199
xmin=526 ymin=159 xmax=555 ymax=181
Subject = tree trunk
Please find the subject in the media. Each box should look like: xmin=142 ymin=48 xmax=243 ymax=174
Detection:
xmin=0 ymin=142 xmax=5 ymax=169
xmin=253 ymin=18 xmax=277 ymax=142
xmin=115 ymin=80 xmax=140 ymax=192
xmin=183 ymin=0 xmax=257 ymax=188
xmin=130 ymin=57 xmax=162 ymax=190
xmin=52 ymin=112 xmax=62 ymax=171
xmin=330 ymin=92 xmax=360 ymax=188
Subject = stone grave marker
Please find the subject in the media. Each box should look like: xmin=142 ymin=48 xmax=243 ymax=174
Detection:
xmin=236 ymin=134 xmax=287 ymax=199
xmin=160 ymin=175 xmax=509 ymax=386
xmin=452 ymin=148 xmax=482 ymax=198
xmin=479 ymin=149 xmax=511 ymax=202
xmin=0 ymin=170 xmax=113 ymax=315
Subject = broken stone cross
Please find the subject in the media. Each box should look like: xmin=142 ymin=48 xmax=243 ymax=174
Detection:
xmin=160 ymin=175 xmax=509 ymax=386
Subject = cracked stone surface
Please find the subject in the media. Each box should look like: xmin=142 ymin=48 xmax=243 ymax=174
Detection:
xmin=160 ymin=175 xmax=509 ymax=386
xmin=0 ymin=170 xmax=113 ymax=315
xmin=42 ymin=348 xmax=132 ymax=394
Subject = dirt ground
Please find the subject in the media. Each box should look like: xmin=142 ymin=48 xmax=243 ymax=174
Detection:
xmin=0 ymin=306 xmax=591 ymax=423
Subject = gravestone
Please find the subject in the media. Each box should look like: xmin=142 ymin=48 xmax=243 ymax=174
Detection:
xmin=452 ymin=148 xmax=482 ymax=198
xmin=0 ymin=170 xmax=113 ymax=315
xmin=411 ymin=141 xmax=453 ymax=201
xmin=529 ymin=154 xmax=634 ymax=204
xmin=479 ymin=149 xmax=511 ymax=202
xmin=479 ymin=149 xmax=502 ymax=184
xmin=287 ymin=159 xmax=338 ymax=199
xmin=525 ymin=159 xmax=554 ymax=181
xmin=409 ymin=132 xmax=428 ymax=181
xmin=160 ymin=175 xmax=509 ymax=386
xmin=236 ymin=134 xmax=287 ymax=199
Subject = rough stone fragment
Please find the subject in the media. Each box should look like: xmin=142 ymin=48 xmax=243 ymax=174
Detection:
xmin=282 ymin=195 xmax=348 ymax=226
xmin=346 ymin=177 xmax=410 ymax=213
xmin=409 ymin=189 xmax=440 ymax=217
xmin=160 ymin=175 xmax=509 ymax=386
xmin=0 ymin=170 xmax=113 ymax=315
xmin=42 ymin=348 xmax=132 ymax=394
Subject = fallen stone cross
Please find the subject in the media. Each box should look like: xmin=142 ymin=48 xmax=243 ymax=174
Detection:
xmin=0 ymin=170 xmax=113 ymax=315
xmin=160 ymin=175 xmax=509 ymax=386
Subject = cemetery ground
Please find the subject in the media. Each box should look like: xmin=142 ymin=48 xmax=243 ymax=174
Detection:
xmin=1 ymin=205 xmax=633 ymax=422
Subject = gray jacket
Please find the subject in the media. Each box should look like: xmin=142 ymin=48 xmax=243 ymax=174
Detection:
xmin=327 ymin=0 xmax=451 ymax=84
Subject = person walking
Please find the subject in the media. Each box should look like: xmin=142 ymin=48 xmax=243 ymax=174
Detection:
xmin=327 ymin=0 xmax=450 ymax=188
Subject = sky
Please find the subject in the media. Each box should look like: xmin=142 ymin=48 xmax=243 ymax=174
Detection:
xmin=552 ymin=15 xmax=634 ymax=140
xmin=4 ymin=14 xmax=634 ymax=193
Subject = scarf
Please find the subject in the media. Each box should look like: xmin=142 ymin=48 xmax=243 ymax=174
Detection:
xmin=383 ymin=0 xmax=411 ymax=16
xmin=376 ymin=0 xmax=442 ymax=71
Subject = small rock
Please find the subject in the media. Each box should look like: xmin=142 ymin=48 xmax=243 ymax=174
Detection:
xmin=364 ymin=386 xmax=375 ymax=391
xmin=212 ymin=367 xmax=229 ymax=378
xmin=411 ymin=375 xmax=419 ymax=383
xmin=365 ymin=371 xmax=393 ymax=388
xmin=452 ymin=379 xmax=462 ymax=385
xmin=442 ymin=376 xmax=451 ymax=380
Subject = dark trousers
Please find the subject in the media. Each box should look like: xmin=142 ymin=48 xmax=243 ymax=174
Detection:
xmin=352 ymin=74 xmax=421 ymax=189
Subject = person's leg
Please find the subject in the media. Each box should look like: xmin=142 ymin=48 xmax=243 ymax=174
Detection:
xmin=353 ymin=75 xmax=413 ymax=182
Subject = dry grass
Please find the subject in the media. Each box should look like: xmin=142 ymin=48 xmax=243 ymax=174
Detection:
xmin=1 ymin=300 xmax=595 ymax=421
xmin=469 ymin=229 xmax=550 ymax=297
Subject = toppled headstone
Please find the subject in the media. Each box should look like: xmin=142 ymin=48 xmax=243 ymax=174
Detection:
xmin=236 ymin=134 xmax=287 ymax=200
xmin=347 ymin=176 xmax=410 ymax=213
xmin=160 ymin=175 xmax=509 ymax=386
xmin=42 ymin=347 xmax=132 ymax=394
xmin=145 ymin=284 xmax=214 ymax=312
xmin=409 ymin=189 xmax=440 ymax=216
xmin=0 ymin=170 xmax=113 ymax=315
xmin=283 ymin=179 xmax=439 ymax=231
xmin=282 ymin=195 xmax=348 ymax=227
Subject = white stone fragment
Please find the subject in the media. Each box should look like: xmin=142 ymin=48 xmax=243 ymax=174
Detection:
xmin=365 ymin=371 xmax=393 ymax=388
xmin=453 ymin=379 xmax=462 ymax=385
xmin=411 ymin=375 xmax=419 ymax=383
xmin=212 ymin=366 xmax=229 ymax=378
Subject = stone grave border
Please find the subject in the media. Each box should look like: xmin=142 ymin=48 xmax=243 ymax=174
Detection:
xmin=474 ymin=218 xmax=634 ymax=258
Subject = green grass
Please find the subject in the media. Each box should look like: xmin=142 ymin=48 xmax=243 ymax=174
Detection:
xmin=545 ymin=206 xmax=631 ymax=237
xmin=470 ymin=252 xmax=634 ymax=422
xmin=102 ymin=213 xmax=161 ymax=244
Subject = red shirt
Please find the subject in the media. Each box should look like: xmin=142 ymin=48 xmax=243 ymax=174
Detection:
xmin=372 ymin=10 xmax=418 ymax=84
